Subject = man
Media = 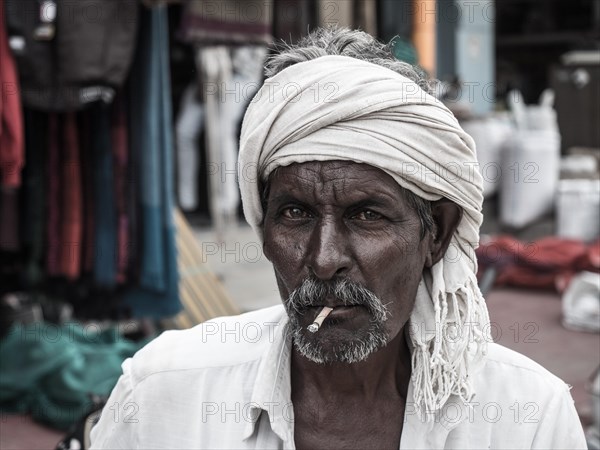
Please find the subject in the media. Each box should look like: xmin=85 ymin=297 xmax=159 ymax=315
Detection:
xmin=91 ymin=28 xmax=586 ymax=449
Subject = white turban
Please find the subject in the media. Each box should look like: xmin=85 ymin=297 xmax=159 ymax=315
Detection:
xmin=238 ymin=55 xmax=490 ymax=414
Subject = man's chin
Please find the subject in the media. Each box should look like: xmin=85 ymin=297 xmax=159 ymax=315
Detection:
xmin=289 ymin=322 xmax=389 ymax=365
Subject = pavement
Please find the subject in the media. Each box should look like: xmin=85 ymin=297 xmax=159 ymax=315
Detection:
xmin=193 ymin=224 xmax=280 ymax=312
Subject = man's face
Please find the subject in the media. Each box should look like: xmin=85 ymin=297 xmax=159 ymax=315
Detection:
xmin=262 ymin=160 xmax=432 ymax=363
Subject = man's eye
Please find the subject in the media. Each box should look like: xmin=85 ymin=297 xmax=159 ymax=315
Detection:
xmin=281 ymin=207 xmax=311 ymax=219
xmin=353 ymin=210 xmax=382 ymax=221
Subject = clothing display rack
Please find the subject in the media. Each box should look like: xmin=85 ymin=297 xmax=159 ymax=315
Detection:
xmin=0 ymin=0 xmax=238 ymax=325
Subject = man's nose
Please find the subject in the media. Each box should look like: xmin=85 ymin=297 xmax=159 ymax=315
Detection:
xmin=306 ymin=218 xmax=352 ymax=280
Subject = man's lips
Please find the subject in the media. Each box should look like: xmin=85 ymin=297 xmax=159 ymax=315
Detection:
xmin=307 ymin=303 xmax=364 ymax=308
xmin=328 ymin=305 xmax=366 ymax=318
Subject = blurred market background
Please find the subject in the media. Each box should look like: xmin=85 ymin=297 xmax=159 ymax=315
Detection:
xmin=0 ymin=0 xmax=599 ymax=448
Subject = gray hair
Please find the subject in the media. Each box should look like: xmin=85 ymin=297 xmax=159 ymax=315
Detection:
xmin=261 ymin=26 xmax=436 ymax=239
xmin=265 ymin=26 xmax=434 ymax=94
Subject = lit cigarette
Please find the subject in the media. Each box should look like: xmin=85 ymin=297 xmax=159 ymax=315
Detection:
xmin=307 ymin=306 xmax=333 ymax=333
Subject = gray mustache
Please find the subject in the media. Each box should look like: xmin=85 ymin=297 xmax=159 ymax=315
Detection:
xmin=286 ymin=278 xmax=390 ymax=322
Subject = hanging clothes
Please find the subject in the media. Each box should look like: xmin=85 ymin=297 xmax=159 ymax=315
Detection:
xmin=176 ymin=45 xmax=266 ymax=219
xmin=0 ymin=0 xmax=24 ymax=253
xmin=175 ymin=84 xmax=204 ymax=211
xmin=125 ymin=103 xmax=139 ymax=285
xmin=91 ymin=104 xmax=117 ymax=288
xmin=41 ymin=111 xmax=89 ymax=281
xmin=45 ymin=114 xmax=61 ymax=276
xmin=59 ymin=113 xmax=83 ymax=280
xmin=0 ymin=189 xmax=19 ymax=252
xmin=177 ymin=0 xmax=271 ymax=224
xmin=199 ymin=46 xmax=238 ymax=227
xmin=111 ymin=96 xmax=130 ymax=285
xmin=0 ymin=0 xmax=23 ymax=187
xmin=4 ymin=0 xmax=139 ymax=111
xmin=55 ymin=0 xmax=139 ymax=88
xmin=180 ymin=0 xmax=273 ymax=45
xmin=124 ymin=4 xmax=180 ymax=318
xmin=129 ymin=24 xmax=166 ymax=293
xmin=80 ymin=112 xmax=96 ymax=276
xmin=21 ymin=110 xmax=46 ymax=287
xmin=272 ymin=0 xmax=316 ymax=44
xmin=2 ymin=0 xmax=182 ymax=319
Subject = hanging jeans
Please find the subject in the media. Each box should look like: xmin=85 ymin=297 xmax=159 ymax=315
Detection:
xmin=176 ymin=83 xmax=204 ymax=212
xmin=176 ymin=46 xmax=266 ymax=223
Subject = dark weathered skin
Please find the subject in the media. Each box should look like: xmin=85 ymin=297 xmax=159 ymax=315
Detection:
xmin=262 ymin=161 xmax=462 ymax=450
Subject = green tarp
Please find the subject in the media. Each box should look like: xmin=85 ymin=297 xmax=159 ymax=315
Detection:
xmin=0 ymin=322 xmax=148 ymax=430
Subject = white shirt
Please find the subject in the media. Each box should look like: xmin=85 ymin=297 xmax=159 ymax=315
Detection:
xmin=90 ymin=305 xmax=587 ymax=449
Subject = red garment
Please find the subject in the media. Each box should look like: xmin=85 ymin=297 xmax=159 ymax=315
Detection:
xmin=0 ymin=0 xmax=24 ymax=187
xmin=60 ymin=113 xmax=83 ymax=280
xmin=477 ymin=235 xmax=600 ymax=292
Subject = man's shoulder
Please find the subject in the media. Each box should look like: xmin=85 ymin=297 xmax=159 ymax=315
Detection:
xmin=478 ymin=343 xmax=570 ymax=399
xmin=127 ymin=304 xmax=287 ymax=384
xmin=443 ymin=345 xmax=585 ymax=449
xmin=485 ymin=343 xmax=566 ymax=385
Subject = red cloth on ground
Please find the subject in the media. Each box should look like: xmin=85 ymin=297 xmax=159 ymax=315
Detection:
xmin=477 ymin=236 xmax=600 ymax=292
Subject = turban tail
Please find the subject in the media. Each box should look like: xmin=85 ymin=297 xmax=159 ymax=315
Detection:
xmin=238 ymin=55 xmax=490 ymax=414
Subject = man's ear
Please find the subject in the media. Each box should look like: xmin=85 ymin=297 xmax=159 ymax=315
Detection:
xmin=424 ymin=199 xmax=463 ymax=268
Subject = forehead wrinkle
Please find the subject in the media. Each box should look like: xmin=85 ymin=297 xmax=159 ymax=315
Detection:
xmin=269 ymin=161 xmax=409 ymax=208
xmin=323 ymin=172 xmax=408 ymax=208
xmin=270 ymin=164 xmax=343 ymax=201
xmin=273 ymin=170 xmax=322 ymax=200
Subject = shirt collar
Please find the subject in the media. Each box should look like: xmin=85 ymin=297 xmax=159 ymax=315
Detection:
xmin=242 ymin=310 xmax=293 ymax=442
xmin=401 ymin=382 xmax=472 ymax=448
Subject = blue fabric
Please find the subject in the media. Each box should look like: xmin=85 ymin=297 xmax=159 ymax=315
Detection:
xmin=91 ymin=104 xmax=117 ymax=288
xmin=124 ymin=5 xmax=180 ymax=318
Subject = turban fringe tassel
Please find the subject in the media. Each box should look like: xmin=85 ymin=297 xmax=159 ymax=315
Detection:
xmin=411 ymin=266 xmax=490 ymax=417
